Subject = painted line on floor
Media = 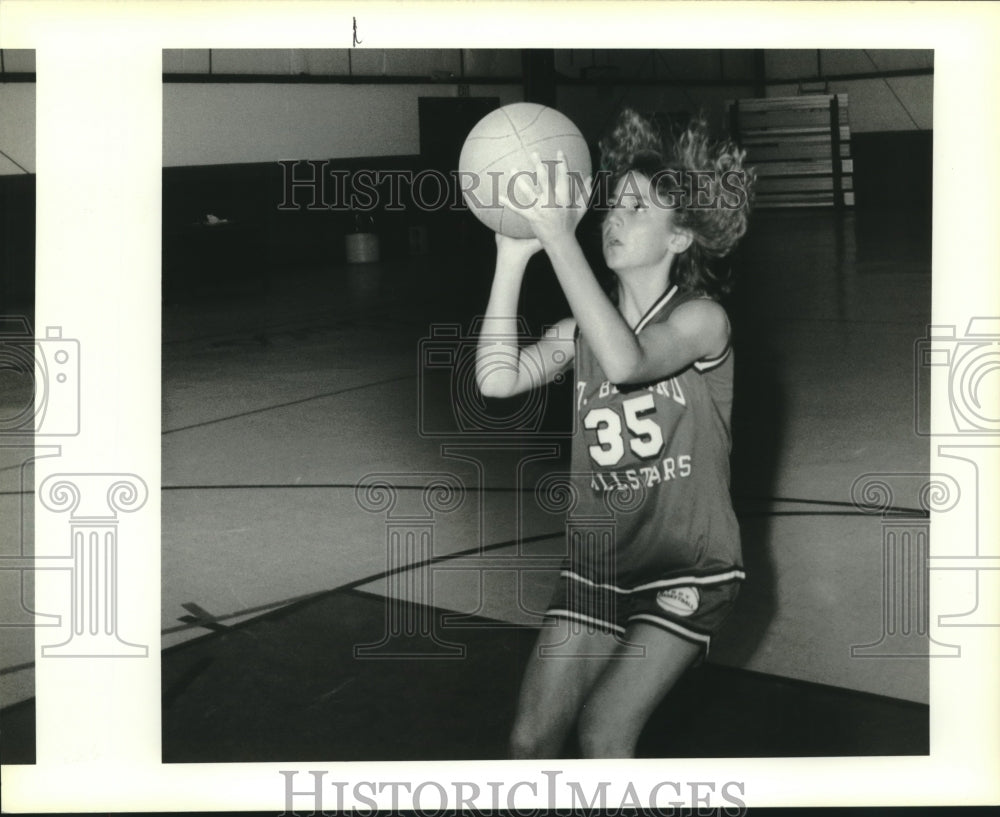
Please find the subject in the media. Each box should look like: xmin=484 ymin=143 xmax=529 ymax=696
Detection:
xmin=160 ymin=530 xmax=564 ymax=639
xmin=162 ymin=374 xmax=414 ymax=435
xmin=158 ymin=483 xmax=927 ymax=517
xmin=178 ymin=602 xmax=233 ymax=633
xmin=162 ymin=483 xmax=556 ymax=493
xmin=162 ymin=305 xmax=414 ymax=348
xmin=735 ymin=494 xmax=927 ymax=516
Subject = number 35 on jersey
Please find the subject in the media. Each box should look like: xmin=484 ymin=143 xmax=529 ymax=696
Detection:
xmin=584 ymin=392 xmax=664 ymax=467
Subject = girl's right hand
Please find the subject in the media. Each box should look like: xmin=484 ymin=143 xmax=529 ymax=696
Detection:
xmin=495 ymin=232 xmax=542 ymax=264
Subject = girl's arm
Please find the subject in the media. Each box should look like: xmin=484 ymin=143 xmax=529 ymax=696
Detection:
xmin=476 ymin=234 xmax=576 ymax=398
xmin=543 ymin=234 xmax=728 ymax=382
xmin=506 ymin=153 xmax=727 ymax=384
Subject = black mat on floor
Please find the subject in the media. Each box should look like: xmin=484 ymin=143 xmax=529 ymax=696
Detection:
xmin=0 ymin=697 xmax=35 ymax=764
xmin=0 ymin=586 xmax=929 ymax=766
xmin=154 ymin=587 xmax=926 ymax=762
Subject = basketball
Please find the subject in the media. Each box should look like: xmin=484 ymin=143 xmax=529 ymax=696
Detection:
xmin=458 ymin=102 xmax=592 ymax=239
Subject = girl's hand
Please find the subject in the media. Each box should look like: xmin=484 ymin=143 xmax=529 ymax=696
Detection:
xmin=495 ymin=232 xmax=542 ymax=262
xmin=499 ymin=150 xmax=592 ymax=246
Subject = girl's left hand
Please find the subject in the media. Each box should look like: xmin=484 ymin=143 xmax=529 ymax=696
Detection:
xmin=499 ymin=150 xmax=592 ymax=246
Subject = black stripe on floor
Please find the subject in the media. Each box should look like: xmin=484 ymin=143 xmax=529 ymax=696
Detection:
xmin=0 ymin=585 xmax=930 ymax=765
xmin=156 ymin=586 xmax=926 ymax=762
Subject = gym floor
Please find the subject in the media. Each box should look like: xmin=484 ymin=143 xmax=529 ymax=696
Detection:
xmin=0 ymin=205 xmax=931 ymax=763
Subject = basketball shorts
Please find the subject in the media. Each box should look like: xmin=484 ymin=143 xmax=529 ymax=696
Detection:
xmin=545 ymin=569 xmax=742 ymax=655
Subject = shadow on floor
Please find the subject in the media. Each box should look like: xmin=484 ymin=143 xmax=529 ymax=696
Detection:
xmin=3 ymin=585 xmax=925 ymax=765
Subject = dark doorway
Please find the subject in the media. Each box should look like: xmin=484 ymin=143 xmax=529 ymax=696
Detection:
xmin=418 ymin=97 xmax=500 ymax=261
xmin=418 ymin=96 xmax=501 ymax=172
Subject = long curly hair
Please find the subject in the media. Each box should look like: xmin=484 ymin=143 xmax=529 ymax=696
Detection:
xmin=598 ymin=108 xmax=755 ymax=299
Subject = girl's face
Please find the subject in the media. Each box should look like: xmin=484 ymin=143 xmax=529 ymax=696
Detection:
xmin=602 ymin=172 xmax=685 ymax=275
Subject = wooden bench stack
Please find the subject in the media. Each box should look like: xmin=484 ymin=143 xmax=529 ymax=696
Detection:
xmin=729 ymin=94 xmax=854 ymax=209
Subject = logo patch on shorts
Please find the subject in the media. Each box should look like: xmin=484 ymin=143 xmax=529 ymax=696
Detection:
xmin=656 ymin=586 xmax=700 ymax=617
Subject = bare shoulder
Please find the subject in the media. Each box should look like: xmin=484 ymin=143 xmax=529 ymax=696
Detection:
xmin=670 ymin=297 xmax=728 ymax=327
xmin=665 ymin=298 xmax=730 ymax=358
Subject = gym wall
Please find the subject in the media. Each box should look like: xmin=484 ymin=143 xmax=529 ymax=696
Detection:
xmin=0 ymin=52 xmax=35 ymax=307
xmin=0 ymin=85 xmax=34 ymax=175
xmin=163 ymin=48 xmax=524 ymax=166
xmin=163 ymin=82 xmax=524 ymax=168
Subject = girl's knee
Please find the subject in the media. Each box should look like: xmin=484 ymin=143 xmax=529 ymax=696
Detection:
xmin=509 ymin=720 xmax=552 ymax=759
xmin=577 ymin=710 xmax=638 ymax=759
xmin=509 ymin=711 xmax=572 ymax=759
xmin=508 ymin=723 xmax=538 ymax=759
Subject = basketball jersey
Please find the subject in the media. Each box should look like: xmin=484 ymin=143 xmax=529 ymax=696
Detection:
xmin=567 ymin=284 xmax=743 ymax=590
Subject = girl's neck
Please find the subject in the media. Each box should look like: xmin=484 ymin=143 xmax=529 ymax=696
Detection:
xmin=615 ymin=263 xmax=673 ymax=328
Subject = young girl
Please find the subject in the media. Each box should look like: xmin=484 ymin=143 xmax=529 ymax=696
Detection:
xmin=476 ymin=109 xmax=754 ymax=758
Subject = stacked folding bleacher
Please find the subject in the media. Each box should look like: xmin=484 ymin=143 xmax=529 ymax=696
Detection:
xmin=729 ymin=94 xmax=854 ymax=208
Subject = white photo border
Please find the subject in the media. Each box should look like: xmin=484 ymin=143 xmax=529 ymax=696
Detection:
xmin=2 ymin=0 xmax=999 ymax=811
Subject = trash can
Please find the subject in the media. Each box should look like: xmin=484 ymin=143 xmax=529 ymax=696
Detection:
xmin=345 ymin=214 xmax=380 ymax=264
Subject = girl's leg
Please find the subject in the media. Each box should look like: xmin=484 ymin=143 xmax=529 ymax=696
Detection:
xmin=576 ymin=621 xmax=701 ymax=758
xmin=508 ymin=617 xmax=620 ymax=758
